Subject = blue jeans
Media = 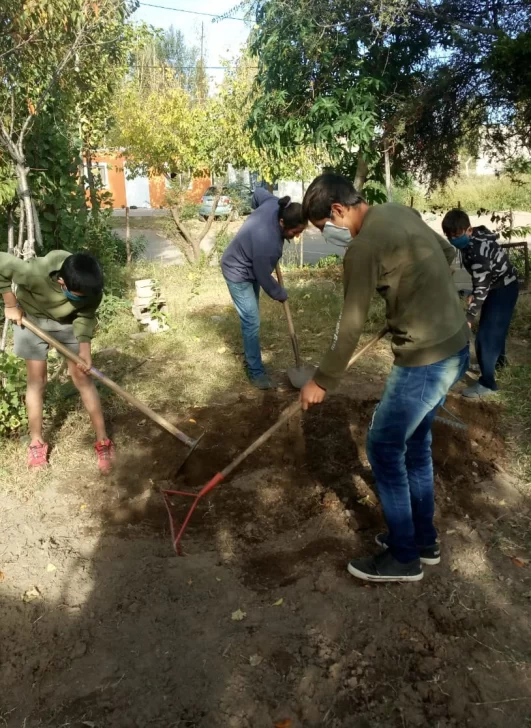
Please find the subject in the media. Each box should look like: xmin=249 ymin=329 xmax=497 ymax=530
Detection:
xmin=225 ymin=279 xmax=265 ymax=379
xmin=476 ymin=282 xmax=518 ymax=391
xmin=366 ymin=346 xmax=470 ymax=563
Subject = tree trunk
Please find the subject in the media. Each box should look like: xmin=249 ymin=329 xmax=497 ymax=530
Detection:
xmin=125 ymin=207 xmax=132 ymax=265
xmin=384 ymin=148 xmax=393 ymax=202
xmin=16 ymin=200 xmax=25 ymax=257
xmin=170 ymin=206 xmax=198 ymax=264
xmin=7 ymin=207 xmax=14 ymax=255
xmin=85 ymin=149 xmax=99 ymax=218
xmin=16 ymin=162 xmax=35 ymax=259
xmin=32 ymin=197 xmax=42 ymax=249
xmin=354 ymin=154 xmax=369 ymax=191
xmin=1 ymin=209 xmax=15 ymax=352
xmin=300 ymin=180 xmax=306 ymax=268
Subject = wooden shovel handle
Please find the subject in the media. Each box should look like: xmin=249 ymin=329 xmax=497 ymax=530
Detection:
xmin=275 ymin=263 xmax=302 ymax=368
xmin=20 ymin=316 xmax=196 ymax=448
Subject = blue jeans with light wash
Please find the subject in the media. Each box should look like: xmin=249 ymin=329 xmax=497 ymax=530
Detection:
xmin=225 ymin=279 xmax=265 ymax=380
xmin=366 ymin=345 xmax=470 ymax=563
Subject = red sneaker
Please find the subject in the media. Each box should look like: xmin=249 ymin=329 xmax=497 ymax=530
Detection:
xmin=27 ymin=442 xmax=49 ymax=470
xmin=94 ymin=439 xmax=115 ymax=475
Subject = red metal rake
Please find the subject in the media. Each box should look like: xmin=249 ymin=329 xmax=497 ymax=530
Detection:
xmin=160 ymin=328 xmax=388 ymax=555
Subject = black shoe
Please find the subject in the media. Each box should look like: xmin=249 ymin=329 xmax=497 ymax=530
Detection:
xmin=375 ymin=533 xmax=441 ymax=566
xmin=250 ymin=374 xmax=274 ymax=390
xmin=347 ymin=551 xmax=423 ymax=583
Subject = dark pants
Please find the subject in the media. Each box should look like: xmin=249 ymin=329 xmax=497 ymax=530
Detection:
xmin=366 ymin=346 xmax=470 ymax=563
xmin=476 ymin=282 xmax=519 ymax=391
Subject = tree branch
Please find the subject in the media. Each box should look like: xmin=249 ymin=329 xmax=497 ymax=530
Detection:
xmin=197 ymin=192 xmax=221 ymax=244
xmin=170 ymin=206 xmax=194 ymax=247
xmin=411 ymin=4 xmax=506 ymax=36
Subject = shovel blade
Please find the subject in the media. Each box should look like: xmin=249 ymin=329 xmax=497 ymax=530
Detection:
xmin=287 ymin=365 xmax=316 ymax=390
xmin=175 ymin=429 xmax=205 ymax=475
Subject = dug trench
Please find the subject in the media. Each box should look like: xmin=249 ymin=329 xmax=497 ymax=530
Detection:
xmin=2 ymin=389 xmax=531 ymax=728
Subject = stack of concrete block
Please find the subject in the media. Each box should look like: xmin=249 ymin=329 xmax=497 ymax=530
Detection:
xmin=132 ymin=279 xmax=169 ymax=333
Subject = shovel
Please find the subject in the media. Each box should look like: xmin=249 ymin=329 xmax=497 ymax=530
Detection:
xmin=162 ymin=327 xmax=388 ymax=554
xmin=20 ymin=316 xmax=203 ymax=469
xmin=275 ymin=263 xmax=316 ymax=389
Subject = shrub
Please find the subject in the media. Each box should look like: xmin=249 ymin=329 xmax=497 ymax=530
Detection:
xmin=0 ymin=352 xmax=28 ymax=437
xmin=313 ymin=254 xmax=342 ymax=268
xmin=97 ymin=292 xmax=131 ymax=332
xmin=394 ymin=174 xmax=531 ymax=213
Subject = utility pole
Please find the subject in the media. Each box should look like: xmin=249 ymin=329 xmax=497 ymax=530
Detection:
xmin=199 ymin=22 xmax=206 ymax=103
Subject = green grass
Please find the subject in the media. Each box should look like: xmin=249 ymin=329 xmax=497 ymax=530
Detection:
xmin=395 ymin=174 xmax=531 ymax=213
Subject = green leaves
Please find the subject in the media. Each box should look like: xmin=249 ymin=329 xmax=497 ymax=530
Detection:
xmin=0 ymin=352 xmax=29 ymax=438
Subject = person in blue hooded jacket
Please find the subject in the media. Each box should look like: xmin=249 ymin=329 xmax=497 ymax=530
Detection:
xmin=221 ymin=188 xmax=306 ymax=389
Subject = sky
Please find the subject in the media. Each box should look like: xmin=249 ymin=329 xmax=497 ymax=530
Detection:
xmin=131 ymin=0 xmax=252 ymax=85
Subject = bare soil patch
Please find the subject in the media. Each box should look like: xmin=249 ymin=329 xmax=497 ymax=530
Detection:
xmin=2 ymin=381 xmax=531 ymax=728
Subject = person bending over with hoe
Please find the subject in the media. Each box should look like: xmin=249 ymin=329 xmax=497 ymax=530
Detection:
xmin=442 ymin=208 xmax=519 ymax=399
xmin=221 ymin=188 xmax=306 ymax=389
xmin=0 ymin=250 xmax=114 ymax=473
xmin=300 ymin=174 xmax=470 ymax=584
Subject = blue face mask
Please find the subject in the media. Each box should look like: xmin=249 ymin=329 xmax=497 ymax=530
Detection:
xmin=322 ymin=221 xmax=352 ymax=248
xmin=450 ymin=234 xmax=471 ymax=249
xmin=63 ymin=288 xmax=87 ymax=302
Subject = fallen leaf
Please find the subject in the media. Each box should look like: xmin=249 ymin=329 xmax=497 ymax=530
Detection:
xmin=216 ymin=578 xmax=222 ymax=582
xmin=231 ymin=609 xmax=247 ymax=622
xmin=511 ymin=557 xmax=528 ymax=568
xmin=249 ymin=654 xmax=263 ymax=666
xmin=46 ymin=563 xmax=57 ymax=573
xmin=82 ymin=722 xmax=96 ymax=728
xmin=446 ymin=529 xmax=457 ymax=535
xmin=217 ymin=347 xmax=227 ymax=355
xmin=138 ymin=419 xmax=147 ymax=427
xmin=189 ymin=419 xmax=197 ymax=424
xmin=23 ymin=587 xmax=41 ymax=603
xmin=0 ymin=572 xmax=4 ymax=582
xmin=272 ymin=598 xmax=284 ymax=607
xmin=274 ymin=720 xmax=292 ymax=728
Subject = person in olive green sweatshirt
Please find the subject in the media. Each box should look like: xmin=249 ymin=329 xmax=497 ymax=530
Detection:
xmin=300 ymin=174 xmax=470 ymax=583
xmin=0 ymin=250 xmax=114 ymax=473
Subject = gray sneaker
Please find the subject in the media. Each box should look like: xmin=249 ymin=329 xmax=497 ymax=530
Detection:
xmin=375 ymin=533 xmax=441 ymax=565
xmin=348 ymin=551 xmax=423 ymax=583
xmin=250 ymin=374 xmax=274 ymax=390
xmin=462 ymin=382 xmax=496 ymax=399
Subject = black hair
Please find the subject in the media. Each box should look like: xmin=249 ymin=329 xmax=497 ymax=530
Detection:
xmin=302 ymin=173 xmax=365 ymax=222
xmin=442 ymin=208 xmax=471 ymax=239
xmin=59 ymin=252 xmax=104 ymax=297
xmin=278 ymin=196 xmax=304 ymax=230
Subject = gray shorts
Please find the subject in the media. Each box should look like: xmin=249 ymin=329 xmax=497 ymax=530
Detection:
xmin=13 ymin=316 xmax=80 ymax=361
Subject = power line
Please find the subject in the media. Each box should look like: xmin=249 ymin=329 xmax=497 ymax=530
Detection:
xmin=137 ymin=2 xmax=247 ymax=21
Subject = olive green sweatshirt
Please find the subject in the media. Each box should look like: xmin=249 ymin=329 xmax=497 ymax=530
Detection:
xmin=0 ymin=251 xmax=101 ymax=343
xmin=314 ymin=204 xmax=469 ymax=391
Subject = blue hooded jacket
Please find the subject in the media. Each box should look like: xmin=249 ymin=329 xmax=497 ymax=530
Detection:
xmin=220 ymin=188 xmax=287 ymax=301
